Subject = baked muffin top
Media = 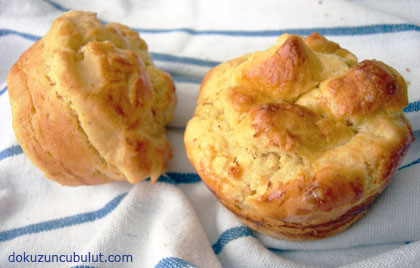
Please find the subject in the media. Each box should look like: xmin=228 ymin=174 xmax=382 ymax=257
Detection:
xmin=185 ymin=33 xmax=413 ymax=235
xmin=8 ymin=11 xmax=176 ymax=185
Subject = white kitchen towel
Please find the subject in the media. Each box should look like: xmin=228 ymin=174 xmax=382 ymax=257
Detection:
xmin=1 ymin=0 xmax=420 ymax=267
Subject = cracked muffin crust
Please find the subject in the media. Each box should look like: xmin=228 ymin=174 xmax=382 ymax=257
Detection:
xmin=7 ymin=11 xmax=176 ymax=185
xmin=184 ymin=33 xmax=413 ymax=240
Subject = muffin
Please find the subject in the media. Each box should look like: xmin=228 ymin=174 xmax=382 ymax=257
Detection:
xmin=184 ymin=33 xmax=413 ymax=240
xmin=7 ymin=11 xmax=176 ymax=185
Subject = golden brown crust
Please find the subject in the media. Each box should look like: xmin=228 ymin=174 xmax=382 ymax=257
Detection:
xmin=7 ymin=11 xmax=176 ymax=185
xmin=326 ymin=60 xmax=408 ymax=118
xmin=184 ymin=33 xmax=413 ymax=240
xmin=240 ymin=35 xmax=321 ymax=101
xmin=236 ymin=193 xmax=374 ymax=241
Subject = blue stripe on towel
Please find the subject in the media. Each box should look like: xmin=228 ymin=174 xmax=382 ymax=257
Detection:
xmin=71 ymin=266 xmax=101 ymax=268
xmin=212 ymin=226 xmax=255 ymax=255
xmin=0 ymin=29 xmax=41 ymax=41
xmin=0 ymin=86 xmax=7 ymax=96
xmin=0 ymin=174 xmax=200 ymax=243
xmin=0 ymin=145 xmax=23 ymax=162
xmin=155 ymin=257 xmax=197 ymax=268
xmin=151 ymin=52 xmax=220 ymax=67
xmin=43 ymin=0 xmax=69 ymax=12
xmin=169 ymin=73 xmax=203 ymax=84
xmin=149 ymin=173 xmax=202 ymax=185
xmin=154 ymin=226 xmax=259 ymax=266
xmin=398 ymin=157 xmax=420 ymax=171
xmin=267 ymin=247 xmax=289 ymax=253
xmin=137 ymin=23 xmax=420 ymax=37
xmin=0 ymin=192 xmax=127 ymax=242
xmin=166 ymin=173 xmax=202 ymax=184
xmin=404 ymin=100 xmax=420 ymax=113
xmin=155 ymin=173 xmax=201 ymax=184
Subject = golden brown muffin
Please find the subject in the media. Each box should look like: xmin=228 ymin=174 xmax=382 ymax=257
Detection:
xmin=184 ymin=33 xmax=413 ymax=240
xmin=7 ymin=11 xmax=176 ymax=185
